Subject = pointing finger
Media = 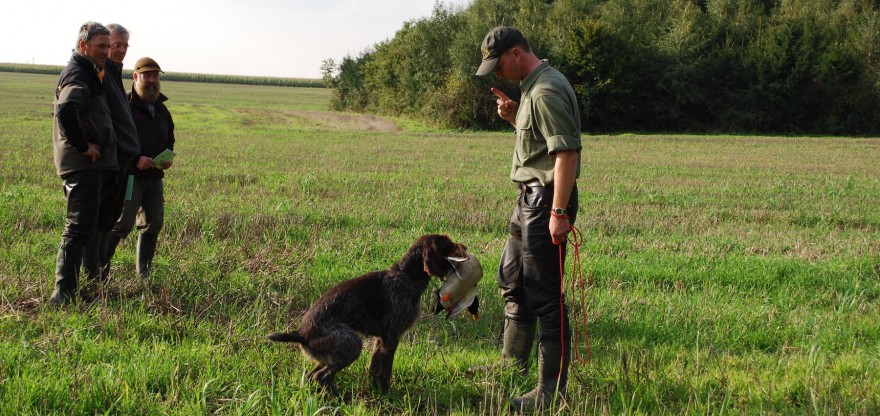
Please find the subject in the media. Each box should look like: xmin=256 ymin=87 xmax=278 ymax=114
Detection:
xmin=490 ymin=87 xmax=510 ymax=102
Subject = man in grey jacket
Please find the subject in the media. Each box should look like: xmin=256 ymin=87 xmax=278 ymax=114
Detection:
xmin=50 ymin=22 xmax=118 ymax=306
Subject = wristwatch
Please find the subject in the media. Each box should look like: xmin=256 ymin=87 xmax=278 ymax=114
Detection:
xmin=551 ymin=207 xmax=567 ymax=216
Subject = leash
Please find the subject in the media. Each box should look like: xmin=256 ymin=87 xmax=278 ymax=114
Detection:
xmin=553 ymin=217 xmax=591 ymax=365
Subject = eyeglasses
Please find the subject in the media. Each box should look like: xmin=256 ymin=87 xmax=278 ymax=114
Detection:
xmin=111 ymin=43 xmax=130 ymax=49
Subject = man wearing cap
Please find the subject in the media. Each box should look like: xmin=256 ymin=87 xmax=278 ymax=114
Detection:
xmin=476 ymin=26 xmax=582 ymax=412
xmin=103 ymin=57 xmax=175 ymax=281
xmin=50 ymin=22 xmax=118 ymax=306
xmin=82 ymin=23 xmax=141 ymax=283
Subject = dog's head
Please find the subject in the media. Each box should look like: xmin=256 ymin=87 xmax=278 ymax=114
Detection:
xmin=408 ymin=234 xmax=468 ymax=277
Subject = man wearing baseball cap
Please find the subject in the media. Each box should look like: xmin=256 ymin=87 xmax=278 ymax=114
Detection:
xmin=103 ymin=56 xmax=175 ymax=283
xmin=476 ymin=26 xmax=582 ymax=412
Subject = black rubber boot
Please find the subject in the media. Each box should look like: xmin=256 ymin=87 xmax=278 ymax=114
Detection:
xmin=82 ymin=232 xmax=105 ymax=281
xmin=100 ymin=233 xmax=123 ymax=280
xmin=137 ymin=233 xmax=159 ymax=279
xmin=50 ymin=243 xmax=83 ymax=306
xmin=509 ymin=338 xmax=570 ymax=413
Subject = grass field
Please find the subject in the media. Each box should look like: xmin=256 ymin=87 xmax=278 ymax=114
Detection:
xmin=1 ymin=71 xmax=879 ymax=415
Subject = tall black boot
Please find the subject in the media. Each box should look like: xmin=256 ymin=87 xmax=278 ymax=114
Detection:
xmin=50 ymin=242 xmax=83 ymax=306
xmin=82 ymin=232 xmax=105 ymax=281
xmin=509 ymin=338 xmax=571 ymax=413
xmin=100 ymin=233 xmax=123 ymax=280
xmin=137 ymin=233 xmax=159 ymax=279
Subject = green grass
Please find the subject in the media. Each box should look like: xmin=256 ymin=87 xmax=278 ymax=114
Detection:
xmin=1 ymin=72 xmax=879 ymax=415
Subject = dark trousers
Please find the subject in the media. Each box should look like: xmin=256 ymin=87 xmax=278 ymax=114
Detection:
xmin=498 ymin=182 xmax=579 ymax=341
xmin=97 ymin=153 xmax=137 ymax=232
xmin=53 ymin=169 xmax=113 ymax=295
xmin=83 ymin=154 xmax=136 ymax=278
xmin=111 ymin=177 xmax=165 ymax=236
xmin=105 ymin=177 xmax=165 ymax=278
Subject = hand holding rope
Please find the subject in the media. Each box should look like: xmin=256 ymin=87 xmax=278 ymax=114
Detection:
xmin=552 ymin=212 xmax=591 ymax=365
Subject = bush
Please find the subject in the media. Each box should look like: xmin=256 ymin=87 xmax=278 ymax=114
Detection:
xmin=324 ymin=0 xmax=880 ymax=135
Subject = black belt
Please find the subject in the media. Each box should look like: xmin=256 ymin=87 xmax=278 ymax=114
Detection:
xmin=518 ymin=179 xmax=547 ymax=190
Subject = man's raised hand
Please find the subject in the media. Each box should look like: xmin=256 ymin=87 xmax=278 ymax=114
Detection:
xmin=491 ymin=87 xmax=517 ymax=125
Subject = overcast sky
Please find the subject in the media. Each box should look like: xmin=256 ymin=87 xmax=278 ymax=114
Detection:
xmin=1 ymin=0 xmax=472 ymax=79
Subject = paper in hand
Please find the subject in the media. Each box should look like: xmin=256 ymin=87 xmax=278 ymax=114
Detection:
xmin=152 ymin=148 xmax=176 ymax=165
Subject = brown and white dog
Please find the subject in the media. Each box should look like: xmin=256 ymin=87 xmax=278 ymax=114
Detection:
xmin=267 ymin=234 xmax=468 ymax=396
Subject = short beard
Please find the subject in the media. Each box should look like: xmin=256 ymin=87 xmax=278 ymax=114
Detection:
xmin=136 ymin=81 xmax=161 ymax=104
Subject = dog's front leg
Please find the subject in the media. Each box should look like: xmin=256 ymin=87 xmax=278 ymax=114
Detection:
xmin=368 ymin=335 xmax=400 ymax=393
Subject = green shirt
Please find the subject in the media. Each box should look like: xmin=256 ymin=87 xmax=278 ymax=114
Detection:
xmin=511 ymin=61 xmax=582 ymax=185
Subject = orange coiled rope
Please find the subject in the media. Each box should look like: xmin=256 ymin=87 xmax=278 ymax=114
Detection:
xmin=558 ymin=224 xmax=591 ymax=365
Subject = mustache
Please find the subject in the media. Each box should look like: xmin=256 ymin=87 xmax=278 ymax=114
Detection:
xmin=136 ymin=81 xmax=161 ymax=102
xmin=138 ymin=82 xmax=160 ymax=92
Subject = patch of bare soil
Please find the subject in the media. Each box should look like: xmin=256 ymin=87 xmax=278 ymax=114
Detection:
xmin=288 ymin=110 xmax=401 ymax=132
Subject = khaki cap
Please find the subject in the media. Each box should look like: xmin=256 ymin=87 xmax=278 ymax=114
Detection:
xmin=134 ymin=57 xmax=163 ymax=73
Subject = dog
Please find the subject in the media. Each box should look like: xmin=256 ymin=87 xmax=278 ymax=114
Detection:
xmin=267 ymin=234 xmax=468 ymax=396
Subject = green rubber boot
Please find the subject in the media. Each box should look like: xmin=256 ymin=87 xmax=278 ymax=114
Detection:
xmin=509 ymin=338 xmax=570 ymax=413
xmin=502 ymin=317 xmax=536 ymax=376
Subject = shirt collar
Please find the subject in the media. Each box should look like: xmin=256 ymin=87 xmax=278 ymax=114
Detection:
xmin=520 ymin=59 xmax=551 ymax=93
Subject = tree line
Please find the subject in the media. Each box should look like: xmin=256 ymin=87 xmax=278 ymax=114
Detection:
xmin=322 ymin=0 xmax=880 ymax=135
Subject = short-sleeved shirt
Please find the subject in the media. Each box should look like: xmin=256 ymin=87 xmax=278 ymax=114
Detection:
xmin=511 ymin=60 xmax=581 ymax=185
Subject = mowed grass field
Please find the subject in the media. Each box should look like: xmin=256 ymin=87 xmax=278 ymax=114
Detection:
xmin=1 ymin=71 xmax=879 ymax=415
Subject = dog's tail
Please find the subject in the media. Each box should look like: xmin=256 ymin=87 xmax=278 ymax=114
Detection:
xmin=267 ymin=331 xmax=306 ymax=344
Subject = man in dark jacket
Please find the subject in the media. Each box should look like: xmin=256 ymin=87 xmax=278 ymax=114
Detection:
xmin=82 ymin=22 xmax=141 ymax=282
xmin=50 ymin=22 xmax=118 ymax=306
xmin=104 ymin=57 xmax=175 ymax=281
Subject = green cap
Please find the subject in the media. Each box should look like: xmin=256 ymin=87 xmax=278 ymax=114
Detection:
xmin=476 ymin=27 xmax=524 ymax=76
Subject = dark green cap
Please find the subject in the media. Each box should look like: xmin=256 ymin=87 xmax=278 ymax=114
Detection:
xmin=476 ymin=27 xmax=524 ymax=76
